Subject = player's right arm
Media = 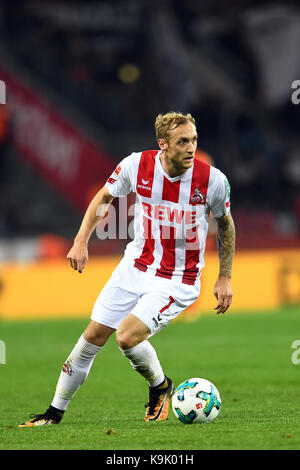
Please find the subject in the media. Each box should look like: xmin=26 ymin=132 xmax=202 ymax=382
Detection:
xmin=67 ymin=185 xmax=114 ymax=273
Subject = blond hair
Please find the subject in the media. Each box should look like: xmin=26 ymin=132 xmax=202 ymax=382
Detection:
xmin=155 ymin=111 xmax=196 ymax=143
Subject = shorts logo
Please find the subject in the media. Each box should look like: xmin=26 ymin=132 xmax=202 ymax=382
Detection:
xmin=196 ymin=402 xmax=203 ymax=409
xmin=62 ymin=360 xmax=73 ymax=376
xmin=0 ymin=80 xmax=6 ymax=104
xmin=191 ymin=188 xmax=204 ymax=204
xmin=152 ymin=313 xmax=163 ymax=328
xmin=152 ymin=296 xmax=175 ymax=328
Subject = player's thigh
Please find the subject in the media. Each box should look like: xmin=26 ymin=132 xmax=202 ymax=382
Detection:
xmin=91 ymin=280 xmax=139 ymax=332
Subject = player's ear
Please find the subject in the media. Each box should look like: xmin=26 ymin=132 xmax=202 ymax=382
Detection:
xmin=158 ymin=138 xmax=168 ymax=151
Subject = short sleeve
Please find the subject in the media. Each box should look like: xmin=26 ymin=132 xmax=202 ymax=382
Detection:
xmin=209 ymin=170 xmax=231 ymax=218
xmin=105 ymin=155 xmax=133 ymax=197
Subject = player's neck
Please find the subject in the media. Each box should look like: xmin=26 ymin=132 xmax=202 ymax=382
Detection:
xmin=159 ymin=152 xmax=188 ymax=178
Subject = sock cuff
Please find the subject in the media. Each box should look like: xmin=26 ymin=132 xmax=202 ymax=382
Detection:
xmin=78 ymin=334 xmax=102 ymax=355
xmin=150 ymin=376 xmax=167 ymax=390
xmin=120 ymin=340 xmax=148 ymax=358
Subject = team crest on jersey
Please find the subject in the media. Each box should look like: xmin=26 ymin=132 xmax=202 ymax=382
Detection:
xmin=191 ymin=188 xmax=205 ymax=204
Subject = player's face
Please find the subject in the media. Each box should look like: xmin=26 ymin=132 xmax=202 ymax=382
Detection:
xmin=160 ymin=122 xmax=198 ymax=176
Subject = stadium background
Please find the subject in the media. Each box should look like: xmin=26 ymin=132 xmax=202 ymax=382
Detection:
xmin=0 ymin=0 xmax=299 ymax=320
xmin=1 ymin=0 xmax=300 ymax=452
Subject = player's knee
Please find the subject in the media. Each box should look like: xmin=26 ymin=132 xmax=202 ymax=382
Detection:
xmin=116 ymin=330 xmax=139 ymax=350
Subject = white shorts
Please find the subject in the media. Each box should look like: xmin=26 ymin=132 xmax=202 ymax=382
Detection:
xmin=91 ymin=260 xmax=200 ymax=337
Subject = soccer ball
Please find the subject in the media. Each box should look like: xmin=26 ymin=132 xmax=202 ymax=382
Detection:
xmin=172 ymin=377 xmax=221 ymax=424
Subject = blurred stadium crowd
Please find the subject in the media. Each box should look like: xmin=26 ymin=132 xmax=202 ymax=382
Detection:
xmin=0 ymin=0 xmax=299 ymax=260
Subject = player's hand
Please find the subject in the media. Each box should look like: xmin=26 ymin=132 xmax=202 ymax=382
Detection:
xmin=213 ymin=277 xmax=232 ymax=314
xmin=66 ymin=241 xmax=88 ymax=274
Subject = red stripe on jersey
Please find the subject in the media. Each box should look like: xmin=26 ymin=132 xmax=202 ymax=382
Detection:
xmin=189 ymin=159 xmax=211 ymax=205
xmin=162 ymin=177 xmax=180 ymax=203
xmin=182 ymin=226 xmax=200 ymax=285
xmin=136 ymin=150 xmax=157 ymax=198
xmin=182 ymin=159 xmax=210 ymax=284
xmin=155 ymin=225 xmax=176 ymax=279
xmin=134 ymin=216 xmax=155 ymax=272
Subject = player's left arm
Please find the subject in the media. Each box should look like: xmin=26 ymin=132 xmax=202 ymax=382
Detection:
xmin=213 ymin=212 xmax=236 ymax=314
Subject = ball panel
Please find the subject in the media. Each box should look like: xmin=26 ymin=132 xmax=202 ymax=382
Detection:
xmin=172 ymin=377 xmax=221 ymax=424
xmin=174 ymin=408 xmax=197 ymax=424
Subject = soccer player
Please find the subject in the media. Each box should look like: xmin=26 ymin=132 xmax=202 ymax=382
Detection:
xmin=19 ymin=112 xmax=235 ymax=427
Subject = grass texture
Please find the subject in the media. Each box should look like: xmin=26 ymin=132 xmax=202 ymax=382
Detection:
xmin=1 ymin=307 xmax=300 ymax=450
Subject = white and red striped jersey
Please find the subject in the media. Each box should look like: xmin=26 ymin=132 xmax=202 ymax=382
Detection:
xmin=105 ymin=150 xmax=230 ymax=287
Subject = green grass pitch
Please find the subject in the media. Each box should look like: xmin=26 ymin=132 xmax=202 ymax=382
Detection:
xmin=1 ymin=307 xmax=300 ymax=450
